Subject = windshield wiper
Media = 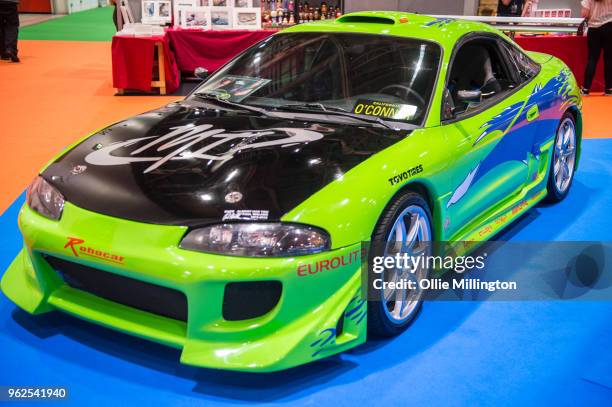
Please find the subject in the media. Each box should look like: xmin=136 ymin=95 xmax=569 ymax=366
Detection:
xmin=274 ymin=103 xmax=400 ymax=130
xmin=193 ymin=92 xmax=271 ymax=117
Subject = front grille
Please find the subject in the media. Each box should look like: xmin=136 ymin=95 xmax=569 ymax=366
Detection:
xmin=44 ymin=255 xmax=188 ymax=322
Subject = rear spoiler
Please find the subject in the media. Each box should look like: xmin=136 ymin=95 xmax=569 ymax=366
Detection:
xmin=431 ymin=15 xmax=584 ymax=34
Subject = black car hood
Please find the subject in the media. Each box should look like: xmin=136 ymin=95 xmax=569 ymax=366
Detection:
xmin=43 ymin=102 xmax=409 ymax=226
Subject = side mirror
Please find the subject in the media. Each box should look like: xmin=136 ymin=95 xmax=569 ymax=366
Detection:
xmin=457 ymin=89 xmax=482 ymax=104
xmin=194 ymin=67 xmax=209 ymax=80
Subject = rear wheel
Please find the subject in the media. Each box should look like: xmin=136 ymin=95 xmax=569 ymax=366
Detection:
xmin=367 ymin=191 xmax=432 ymax=337
xmin=546 ymin=112 xmax=577 ymax=202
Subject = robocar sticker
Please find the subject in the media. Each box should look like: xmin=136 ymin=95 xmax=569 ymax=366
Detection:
xmin=85 ymin=124 xmax=325 ymax=174
xmin=64 ymin=237 xmax=125 ymax=264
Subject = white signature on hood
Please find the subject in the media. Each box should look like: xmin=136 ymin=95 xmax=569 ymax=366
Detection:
xmin=85 ymin=124 xmax=324 ymax=174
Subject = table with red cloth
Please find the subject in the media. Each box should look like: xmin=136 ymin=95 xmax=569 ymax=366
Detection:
xmin=166 ymin=29 xmax=277 ymax=74
xmin=516 ymin=35 xmax=606 ymax=92
xmin=112 ymin=31 xmax=606 ymax=95
xmin=112 ymin=35 xmax=181 ymax=94
xmin=112 ymin=29 xmax=276 ymax=95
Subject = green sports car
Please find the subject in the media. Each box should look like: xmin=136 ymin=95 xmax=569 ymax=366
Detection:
xmin=2 ymin=11 xmax=582 ymax=372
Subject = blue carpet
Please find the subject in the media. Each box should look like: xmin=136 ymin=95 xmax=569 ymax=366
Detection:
xmin=0 ymin=140 xmax=611 ymax=406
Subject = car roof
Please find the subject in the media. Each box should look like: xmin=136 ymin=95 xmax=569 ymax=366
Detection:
xmin=282 ymin=11 xmax=501 ymax=49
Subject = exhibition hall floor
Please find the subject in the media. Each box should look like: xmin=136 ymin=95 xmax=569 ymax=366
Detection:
xmin=1 ymin=147 xmax=612 ymax=405
xmin=0 ymin=8 xmax=611 ymax=406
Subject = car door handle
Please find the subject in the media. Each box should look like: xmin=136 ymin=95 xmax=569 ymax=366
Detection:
xmin=526 ymin=104 xmax=539 ymax=122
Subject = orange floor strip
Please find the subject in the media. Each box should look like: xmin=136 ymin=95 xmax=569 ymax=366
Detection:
xmin=0 ymin=40 xmax=179 ymax=212
xmin=0 ymin=40 xmax=609 ymax=213
xmin=581 ymin=96 xmax=611 ymax=139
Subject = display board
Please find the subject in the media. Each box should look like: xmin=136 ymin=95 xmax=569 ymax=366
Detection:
xmin=142 ymin=0 xmax=173 ymax=25
xmin=138 ymin=0 xmax=343 ymax=29
xmin=137 ymin=0 xmax=264 ymax=29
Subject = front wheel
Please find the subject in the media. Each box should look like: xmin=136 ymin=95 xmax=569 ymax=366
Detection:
xmin=546 ymin=112 xmax=577 ymax=202
xmin=367 ymin=192 xmax=432 ymax=337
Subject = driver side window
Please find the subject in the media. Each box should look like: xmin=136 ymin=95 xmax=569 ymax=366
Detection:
xmin=445 ymin=37 xmax=515 ymax=118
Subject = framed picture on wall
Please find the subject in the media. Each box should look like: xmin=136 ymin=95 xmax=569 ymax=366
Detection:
xmin=143 ymin=0 xmax=155 ymax=19
xmin=211 ymin=8 xmax=232 ymax=28
xmin=212 ymin=0 xmax=231 ymax=6
xmin=234 ymin=0 xmax=252 ymax=7
xmin=158 ymin=1 xmax=171 ymax=18
xmin=233 ymin=8 xmax=261 ymax=29
xmin=180 ymin=6 xmax=212 ymax=29
xmin=141 ymin=0 xmax=172 ymax=24
xmin=173 ymin=0 xmax=196 ymax=27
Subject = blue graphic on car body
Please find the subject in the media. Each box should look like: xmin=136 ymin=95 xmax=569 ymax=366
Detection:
xmin=344 ymin=296 xmax=367 ymax=325
xmin=424 ymin=18 xmax=454 ymax=28
xmin=447 ymin=68 xmax=577 ymax=208
xmin=310 ymin=297 xmax=366 ymax=357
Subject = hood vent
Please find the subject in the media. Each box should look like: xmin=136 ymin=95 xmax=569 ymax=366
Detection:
xmin=336 ymin=15 xmax=396 ymax=25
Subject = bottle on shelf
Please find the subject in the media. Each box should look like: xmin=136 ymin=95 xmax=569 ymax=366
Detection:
xmin=265 ymin=0 xmax=342 ymax=26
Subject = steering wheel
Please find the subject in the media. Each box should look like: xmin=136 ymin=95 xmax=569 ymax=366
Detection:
xmin=379 ymin=84 xmax=426 ymax=107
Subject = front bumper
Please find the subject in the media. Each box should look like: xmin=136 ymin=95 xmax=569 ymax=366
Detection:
xmin=1 ymin=203 xmax=367 ymax=372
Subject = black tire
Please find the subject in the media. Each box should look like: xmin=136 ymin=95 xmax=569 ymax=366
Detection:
xmin=545 ymin=112 xmax=577 ymax=203
xmin=367 ymin=191 xmax=432 ymax=337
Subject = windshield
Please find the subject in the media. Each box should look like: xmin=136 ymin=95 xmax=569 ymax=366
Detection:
xmin=192 ymin=32 xmax=441 ymax=126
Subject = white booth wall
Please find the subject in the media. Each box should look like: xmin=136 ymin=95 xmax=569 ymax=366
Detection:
xmin=53 ymin=0 xmax=103 ymax=14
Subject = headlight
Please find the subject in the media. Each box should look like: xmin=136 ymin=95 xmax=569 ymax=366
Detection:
xmin=26 ymin=176 xmax=65 ymax=220
xmin=180 ymin=223 xmax=330 ymax=257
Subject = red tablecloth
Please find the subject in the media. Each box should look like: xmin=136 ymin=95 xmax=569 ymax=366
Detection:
xmin=166 ymin=29 xmax=277 ymax=74
xmin=112 ymin=32 xmax=606 ymax=95
xmin=112 ymin=29 xmax=276 ymax=94
xmin=112 ymin=35 xmax=181 ymax=94
xmin=516 ymin=35 xmax=605 ymax=92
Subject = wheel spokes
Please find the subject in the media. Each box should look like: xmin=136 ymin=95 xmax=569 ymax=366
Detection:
xmin=553 ymin=118 xmax=576 ymax=193
xmin=405 ymin=214 xmax=420 ymax=249
xmin=381 ymin=205 xmax=431 ymax=323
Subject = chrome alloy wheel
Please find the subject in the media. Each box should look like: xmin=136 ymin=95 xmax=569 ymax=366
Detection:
xmin=553 ymin=117 xmax=576 ymax=194
xmin=382 ymin=205 xmax=432 ymax=323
